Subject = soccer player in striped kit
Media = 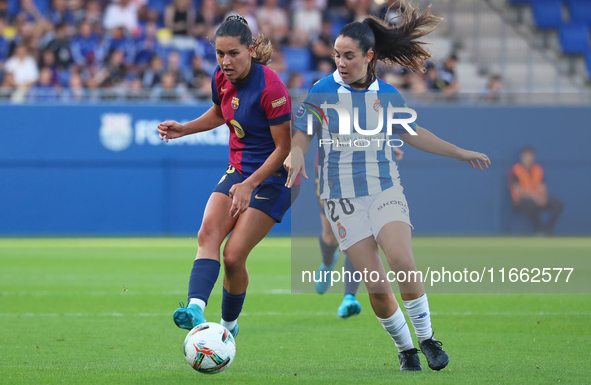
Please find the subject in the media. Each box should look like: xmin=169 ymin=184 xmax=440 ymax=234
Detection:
xmin=157 ymin=15 xmax=295 ymax=338
xmin=286 ymin=4 xmax=490 ymax=371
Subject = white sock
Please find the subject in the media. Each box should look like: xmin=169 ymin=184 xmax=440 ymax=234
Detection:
xmin=189 ymin=298 xmax=206 ymax=312
xmin=377 ymin=307 xmax=414 ymax=352
xmin=403 ymin=294 xmax=433 ymax=341
xmin=220 ymin=318 xmax=237 ymax=330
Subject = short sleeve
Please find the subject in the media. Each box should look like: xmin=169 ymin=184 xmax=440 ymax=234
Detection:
xmin=261 ymin=81 xmax=292 ymax=126
xmin=211 ymin=75 xmax=220 ymax=106
xmin=293 ymin=90 xmax=321 ymax=138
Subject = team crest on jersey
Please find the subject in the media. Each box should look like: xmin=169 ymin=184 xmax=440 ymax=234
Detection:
xmin=373 ymin=99 xmax=382 ymax=112
xmin=231 ymin=97 xmax=240 ymax=109
xmin=337 ymin=222 xmax=346 ymax=239
xmin=230 ymin=119 xmax=245 ymax=138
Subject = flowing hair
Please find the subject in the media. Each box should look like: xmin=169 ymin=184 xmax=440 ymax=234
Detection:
xmin=215 ymin=15 xmax=273 ymax=66
xmin=338 ymin=3 xmax=442 ymax=88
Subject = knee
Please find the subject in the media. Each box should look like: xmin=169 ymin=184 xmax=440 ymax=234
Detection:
xmin=388 ymin=253 xmax=417 ymax=273
xmin=222 ymin=248 xmax=246 ymax=273
xmin=368 ymin=292 xmax=394 ymax=304
xmin=197 ymin=223 xmax=222 ymax=249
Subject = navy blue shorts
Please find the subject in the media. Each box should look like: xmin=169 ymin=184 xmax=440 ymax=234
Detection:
xmin=213 ymin=165 xmax=299 ymax=223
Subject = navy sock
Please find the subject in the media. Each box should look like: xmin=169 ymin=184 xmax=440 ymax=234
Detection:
xmin=221 ymin=288 xmax=246 ymax=322
xmin=319 ymin=235 xmax=338 ymax=266
xmin=344 ymin=256 xmax=360 ymax=296
xmin=188 ymin=258 xmax=220 ymax=305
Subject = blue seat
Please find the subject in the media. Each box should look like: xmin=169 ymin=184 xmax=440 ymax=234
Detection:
xmin=532 ymin=0 xmax=563 ymax=29
xmin=569 ymin=0 xmax=591 ymax=26
xmin=559 ymin=23 xmax=590 ymax=54
xmin=283 ymin=47 xmax=312 ymax=72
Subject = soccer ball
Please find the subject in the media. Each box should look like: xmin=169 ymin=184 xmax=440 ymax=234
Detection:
xmin=183 ymin=322 xmax=236 ymax=374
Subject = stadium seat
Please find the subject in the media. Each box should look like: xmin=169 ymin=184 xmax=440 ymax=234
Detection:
xmin=532 ymin=0 xmax=564 ymax=29
xmin=507 ymin=0 xmax=533 ymax=5
xmin=559 ymin=23 xmax=590 ymax=54
xmin=568 ymin=0 xmax=591 ymax=27
xmin=586 ymin=50 xmax=591 ymax=78
xmin=283 ymin=47 xmax=312 ymax=72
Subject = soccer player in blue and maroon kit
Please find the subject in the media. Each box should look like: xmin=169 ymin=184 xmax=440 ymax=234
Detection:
xmin=157 ymin=15 xmax=295 ymax=338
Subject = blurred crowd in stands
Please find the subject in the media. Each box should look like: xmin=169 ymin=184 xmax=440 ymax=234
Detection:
xmin=0 ymin=0 xmax=501 ymax=102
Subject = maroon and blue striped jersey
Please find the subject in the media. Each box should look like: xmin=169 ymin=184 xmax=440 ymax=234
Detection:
xmin=212 ymin=61 xmax=292 ymax=184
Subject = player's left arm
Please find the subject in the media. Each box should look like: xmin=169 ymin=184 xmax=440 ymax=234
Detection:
xmin=399 ymin=125 xmax=491 ymax=171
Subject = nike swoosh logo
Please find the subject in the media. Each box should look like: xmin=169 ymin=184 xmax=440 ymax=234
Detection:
xmin=254 ymin=194 xmax=269 ymax=200
xmin=221 ymin=88 xmax=227 ymax=92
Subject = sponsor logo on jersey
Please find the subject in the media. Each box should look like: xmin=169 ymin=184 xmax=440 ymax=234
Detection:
xmin=231 ymin=96 xmax=239 ymax=109
xmin=100 ymin=113 xmax=133 ymax=152
xmin=271 ymin=96 xmax=286 ymax=108
xmin=221 ymin=87 xmax=227 ymax=92
xmin=254 ymin=194 xmax=269 ymax=200
xmin=230 ymin=119 xmax=245 ymax=138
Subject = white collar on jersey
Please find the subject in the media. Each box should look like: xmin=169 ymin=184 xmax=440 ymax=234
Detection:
xmin=332 ymin=70 xmax=380 ymax=91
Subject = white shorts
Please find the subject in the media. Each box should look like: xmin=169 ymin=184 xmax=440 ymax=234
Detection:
xmin=324 ymin=186 xmax=413 ymax=251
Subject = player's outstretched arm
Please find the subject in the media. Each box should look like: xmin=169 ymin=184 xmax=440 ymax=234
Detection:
xmin=284 ymin=130 xmax=312 ymax=188
xmin=399 ymin=126 xmax=491 ymax=171
xmin=158 ymin=104 xmax=225 ymax=142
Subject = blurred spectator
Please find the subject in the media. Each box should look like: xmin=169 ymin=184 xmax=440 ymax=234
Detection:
xmin=151 ymin=70 xmax=185 ymax=101
xmin=48 ymin=0 xmax=74 ymax=26
xmin=18 ymin=0 xmax=43 ymax=22
xmin=165 ymin=50 xmax=190 ymax=86
xmin=134 ymin=21 xmax=162 ymax=68
xmin=38 ymin=49 xmax=60 ymax=85
xmin=5 ymin=44 xmax=39 ymax=88
xmin=0 ymin=0 xmax=9 ymax=21
xmin=126 ymin=76 xmax=147 ymax=100
xmin=103 ymin=26 xmax=136 ymax=65
xmin=97 ymin=48 xmax=127 ymax=87
xmin=311 ymin=18 xmax=336 ymax=72
xmin=508 ymin=147 xmax=564 ymax=235
xmin=68 ymin=0 xmax=86 ymax=26
xmin=44 ymin=22 xmax=72 ymax=69
xmin=481 ymin=74 xmax=503 ymax=103
xmin=103 ymin=0 xmax=139 ymax=35
xmin=85 ymin=0 xmax=103 ymax=26
xmin=256 ymin=0 xmax=288 ymax=45
xmin=376 ymin=0 xmax=404 ymax=25
xmin=267 ymin=47 xmax=286 ymax=73
xmin=225 ymin=0 xmax=258 ymax=35
xmin=63 ymin=70 xmax=88 ymax=101
xmin=292 ymin=0 xmax=322 ymax=46
xmin=194 ymin=0 xmax=223 ymax=38
xmin=187 ymin=54 xmax=209 ymax=89
xmin=29 ymin=66 xmax=60 ymax=101
xmin=165 ymin=0 xmax=195 ymax=36
xmin=437 ymin=54 xmax=460 ymax=94
xmin=352 ymin=0 xmax=372 ymax=22
xmin=0 ymin=72 xmax=15 ymax=99
xmin=0 ymin=19 xmax=8 ymax=62
xmin=141 ymin=54 xmax=164 ymax=87
xmin=71 ymin=19 xmax=104 ymax=66
xmin=286 ymin=71 xmax=304 ymax=90
xmin=424 ymin=62 xmax=442 ymax=91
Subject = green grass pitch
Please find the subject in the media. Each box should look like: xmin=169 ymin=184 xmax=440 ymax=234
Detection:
xmin=1 ymin=237 xmax=590 ymax=384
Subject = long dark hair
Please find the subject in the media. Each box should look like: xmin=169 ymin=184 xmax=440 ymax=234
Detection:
xmin=338 ymin=3 xmax=442 ymax=89
xmin=214 ymin=15 xmax=273 ymax=66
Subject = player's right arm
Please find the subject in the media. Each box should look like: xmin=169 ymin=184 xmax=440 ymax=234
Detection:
xmin=284 ymin=130 xmax=311 ymax=188
xmin=157 ymin=104 xmax=225 ymax=142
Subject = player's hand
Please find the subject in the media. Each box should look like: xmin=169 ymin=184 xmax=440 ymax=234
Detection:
xmin=228 ymin=182 xmax=255 ymax=218
xmin=456 ymin=150 xmax=491 ymax=171
xmin=157 ymin=120 xmax=185 ymax=143
xmin=393 ymin=147 xmax=404 ymax=161
xmin=283 ymin=150 xmax=308 ymax=188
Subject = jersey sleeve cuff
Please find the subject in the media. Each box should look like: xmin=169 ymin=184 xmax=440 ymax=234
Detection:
xmin=268 ymin=112 xmax=292 ymax=126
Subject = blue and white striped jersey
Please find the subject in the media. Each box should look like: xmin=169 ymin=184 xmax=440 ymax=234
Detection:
xmin=293 ymin=70 xmax=416 ymax=200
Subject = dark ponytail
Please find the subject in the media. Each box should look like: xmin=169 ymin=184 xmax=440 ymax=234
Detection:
xmin=338 ymin=3 xmax=442 ymax=89
xmin=215 ymin=15 xmax=273 ymax=66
